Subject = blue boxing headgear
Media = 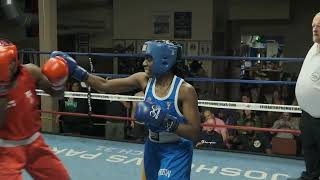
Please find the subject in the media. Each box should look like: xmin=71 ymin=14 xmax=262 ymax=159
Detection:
xmin=142 ymin=40 xmax=178 ymax=77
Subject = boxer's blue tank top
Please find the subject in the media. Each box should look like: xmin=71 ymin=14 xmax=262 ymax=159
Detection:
xmin=144 ymin=75 xmax=186 ymax=124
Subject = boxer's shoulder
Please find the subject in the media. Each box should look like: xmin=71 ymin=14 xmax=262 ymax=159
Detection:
xmin=23 ymin=64 xmax=41 ymax=78
xmin=178 ymin=81 xmax=197 ymax=100
xmin=130 ymin=72 xmax=150 ymax=90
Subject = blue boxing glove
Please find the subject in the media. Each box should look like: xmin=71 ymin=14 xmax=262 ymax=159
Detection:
xmin=135 ymin=101 xmax=179 ymax=132
xmin=50 ymin=51 xmax=88 ymax=82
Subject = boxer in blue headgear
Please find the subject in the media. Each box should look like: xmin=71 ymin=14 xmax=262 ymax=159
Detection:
xmin=57 ymin=40 xmax=200 ymax=180
xmin=141 ymin=40 xmax=178 ymax=77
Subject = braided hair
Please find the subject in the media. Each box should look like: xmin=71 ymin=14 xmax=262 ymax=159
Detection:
xmin=170 ymin=41 xmax=190 ymax=78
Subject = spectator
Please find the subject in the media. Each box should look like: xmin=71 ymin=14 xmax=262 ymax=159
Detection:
xmin=238 ymin=92 xmax=254 ymax=123
xmin=238 ymin=110 xmax=262 ymax=128
xmin=250 ymin=86 xmax=268 ymax=125
xmin=196 ymin=118 xmax=225 ymax=149
xmin=271 ymin=89 xmax=284 ymax=105
xmin=250 ymin=86 xmax=268 ymax=104
xmin=271 ymin=112 xmax=299 ymax=139
xmin=241 ymin=92 xmax=251 ymax=103
xmin=204 ymin=110 xmax=229 ymax=142
xmin=199 ymin=110 xmax=229 ymax=146
xmin=58 ymin=81 xmax=90 ymax=135
xmin=265 ymin=89 xmax=284 ymax=127
xmin=231 ymin=120 xmax=272 ymax=154
xmin=221 ymin=109 xmax=239 ymax=138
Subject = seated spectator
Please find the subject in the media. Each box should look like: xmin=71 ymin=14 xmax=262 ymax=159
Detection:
xmin=265 ymin=90 xmax=284 ymax=127
xmin=238 ymin=110 xmax=262 ymax=128
xmin=241 ymin=92 xmax=251 ymax=103
xmin=238 ymin=91 xmax=262 ymax=129
xmin=221 ymin=109 xmax=239 ymax=138
xmin=271 ymin=112 xmax=299 ymax=139
xmin=196 ymin=110 xmax=228 ymax=149
xmin=204 ymin=110 xmax=229 ymax=143
xmin=238 ymin=92 xmax=252 ymax=122
xmin=58 ymin=81 xmax=90 ymax=135
xmin=231 ymin=120 xmax=272 ymax=154
xmin=250 ymin=86 xmax=268 ymax=122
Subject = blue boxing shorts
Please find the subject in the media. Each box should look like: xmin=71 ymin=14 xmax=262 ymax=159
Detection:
xmin=143 ymin=138 xmax=193 ymax=180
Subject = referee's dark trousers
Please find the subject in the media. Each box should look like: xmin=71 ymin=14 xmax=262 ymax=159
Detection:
xmin=296 ymin=110 xmax=320 ymax=180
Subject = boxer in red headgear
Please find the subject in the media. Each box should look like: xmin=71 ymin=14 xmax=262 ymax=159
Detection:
xmin=0 ymin=39 xmax=70 ymax=180
xmin=0 ymin=39 xmax=19 ymax=95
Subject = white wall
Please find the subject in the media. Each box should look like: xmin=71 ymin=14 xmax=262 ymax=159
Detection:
xmin=58 ymin=7 xmax=113 ymax=49
xmin=113 ymin=0 xmax=213 ymax=40
xmin=229 ymin=0 xmax=290 ymax=20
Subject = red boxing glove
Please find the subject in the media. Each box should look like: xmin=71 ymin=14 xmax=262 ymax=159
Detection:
xmin=42 ymin=56 xmax=69 ymax=90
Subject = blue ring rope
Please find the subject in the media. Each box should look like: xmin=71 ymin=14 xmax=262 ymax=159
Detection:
xmin=20 ymin=50 xmax=298 ymax=85
xmin=93 ymin=73 xmax=296 ymax=85
xmin=19 ymin=50 xmax=304 ymax=62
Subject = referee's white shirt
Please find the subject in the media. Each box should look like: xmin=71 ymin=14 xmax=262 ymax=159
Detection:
xmin=296 ymin=43 xmax=320 ymax=117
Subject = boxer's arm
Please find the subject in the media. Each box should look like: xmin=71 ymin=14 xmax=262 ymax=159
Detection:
xmin=175 ymin=83 xmax=201 ymax=142
xmin=50 ymin=51 xmax=149 ymax=93
xmin=85 ymin=72 xmax=148 ymax=93
xmin=25 ymin=64 xmax=64 ymax=97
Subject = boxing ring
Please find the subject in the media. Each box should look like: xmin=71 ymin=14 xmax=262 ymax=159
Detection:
xmin=20 ymin=50 xmax=305 ymax=180
xmin=22 ymin=133 xmax=303 ymax=180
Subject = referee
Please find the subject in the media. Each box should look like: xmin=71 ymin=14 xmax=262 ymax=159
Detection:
xmin=291 ymin=12 xmax=320 ymax=180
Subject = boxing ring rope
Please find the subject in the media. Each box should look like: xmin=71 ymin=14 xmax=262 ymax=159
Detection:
xmin=39 ymin=110 xmax=134 ymax=122
xmin=36 ymin=90 xmax=302 ymax=113
xmin=93 ymin=73 xmax=297 ymax=85
xmin=25 ymin=51 xmax=302 ymax=137
xmin=23 ymin=49 xmax=302 ymax=98
xmin=38 ymin=109 xmax=301 ymax=135
xmin=20 ymin=50 xmax=304 ymax=62
xmin=21 ymin=51 xmax=301 ymax=85
xmin=37 ymin=88 xmax=302 ymax=136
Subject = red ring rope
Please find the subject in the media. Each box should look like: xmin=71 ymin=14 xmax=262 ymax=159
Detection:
xmin=39 ymin=110 xmax=134 ymax=121
xmin=39 ymin=110 xmax=301 ymax=135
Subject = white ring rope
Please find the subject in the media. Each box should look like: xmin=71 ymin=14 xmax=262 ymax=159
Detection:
xmin=36 ymin=89 xmax=302 ymax=113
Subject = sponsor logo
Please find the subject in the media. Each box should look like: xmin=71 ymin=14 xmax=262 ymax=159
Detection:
xmin=158 ymin=168 xmax=171 ymax=178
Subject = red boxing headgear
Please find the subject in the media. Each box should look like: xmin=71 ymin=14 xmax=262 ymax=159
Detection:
xmin=0 ymin=39 xmax=18 ymax=85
